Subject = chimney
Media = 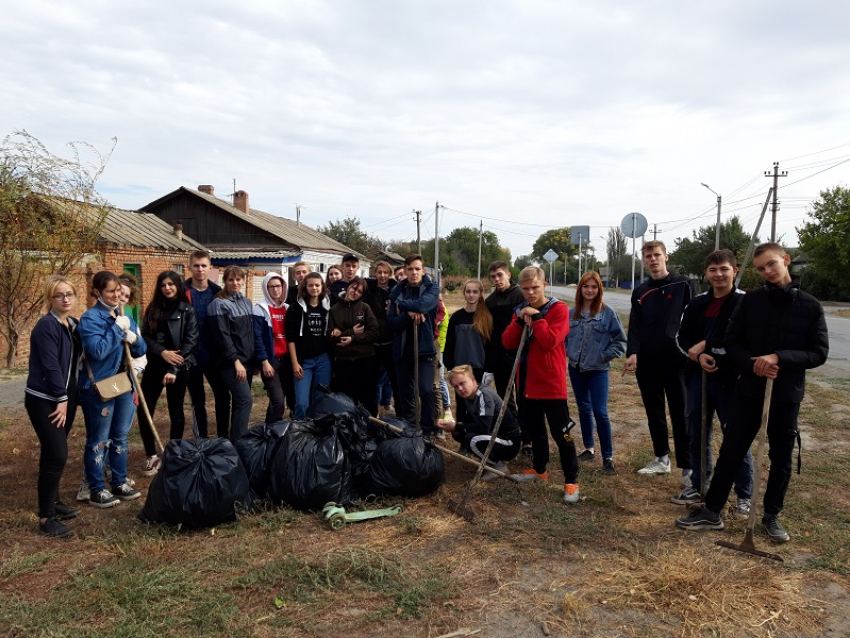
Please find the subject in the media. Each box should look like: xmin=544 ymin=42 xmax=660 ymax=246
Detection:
xmin=173 ymin=220 xmax=184 ymax=241
xmin=198 ymin=184 xmax=214 ymax=196
xmin=233 ymin=190 xmax=249 ymax=214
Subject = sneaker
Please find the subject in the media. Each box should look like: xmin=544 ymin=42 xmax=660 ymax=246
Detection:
xmin=442 ymin=409 xmax=454 ymax=422
xmin=53 ymin=502 xmax=80 ymax=520
xmin=577 ymin=449 xmax=595 ymax=462
xmin=143 ymin=455 xmax=161 ymax=477
xmin=435 ymin=429 xmax=446 ymax=441
xmin=111 ymin=483 xmax=141 ymax=501
xmin=89 ymin=489 xmax=120 ymax=508
xmin=671 ymin=487 xmax=701 ymax=505
xmin=681 ymin=469 xmax=693 ymax=489
xmin=39 ymin=518 xmax=73 ymax=538
xmin=511 ymin=468 xmax=549 ymax=482
xmin=735 ymin=498 xmax=751 ymax=520
xmin=637 ymin=458 xmax=671 ymax=475
xmin=762 ymin=515 xmax=790 ymax=544
xmin=76 ymin=481 xmax=91 ymax=502
xmin=563 ymin=483 xmax=580 ymax=504
xmin=482 ymin=461 xmax=508 ymax=482
xmin=602 ymin=458 xmax=617 ymax=474
xmin=675 ymin=507 xmax=724 ymax=531
xmin=381 ymin=405 xmax=396 ymax=417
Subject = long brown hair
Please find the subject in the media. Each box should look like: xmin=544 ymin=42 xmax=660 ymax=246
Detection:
xmin=217 ymin=265 xmax=247 ymax=299
xmin=463 ymin=279 xmax=493 ymax=342
xmin=575 ymin=271 xmax=604 ymax=316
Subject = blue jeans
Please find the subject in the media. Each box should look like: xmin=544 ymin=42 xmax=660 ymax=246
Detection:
xmin=219 ymin=367 xmax=254 ymax=443
xmin=686 ymin=373 xmax=753 ymax=498
xmin=395 ymin=354 xmax=436 ymax=435
xmin=80 ymin=386 xmax=136 ymax=493
xmin=568 ymin=366 xmax=614 ymax=460
xmin=376 ymin=363 xmax=393 ymax=406
xmin=293 ymin=353 xmax=332 ymax=420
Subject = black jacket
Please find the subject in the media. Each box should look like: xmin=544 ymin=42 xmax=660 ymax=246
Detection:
xmin=676 ymin=287 xmax=744 ymax=384
xmin=25 ymin=312 xmax=81 ymax=403
xmin=724 ymin=280 xmax=828 ymax=402
xmin=484 ymin=284 xmax=525 ymax=367
xmin=627 ymin=273 xmax=692 ymax=359
xmin=364 ymin=278 xmax=396 ymax=345
xmin=141 ymin=301 xmax=199 ymax=374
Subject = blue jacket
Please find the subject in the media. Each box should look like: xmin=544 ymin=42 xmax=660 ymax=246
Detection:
xmin=78 ymin=302 xmax=146 ymax=390
xmin=25 ymin=311 xmax=81 ymax=402
xmin=387 ymin=274 xmax=439 ymax=359
xmin=566 ymin=304 xmax=626 ymax=372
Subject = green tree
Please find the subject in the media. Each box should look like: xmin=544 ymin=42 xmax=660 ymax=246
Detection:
xmin=0 ymin=130 xmax=114 ymax=366
xmin=797 ymin=186 xmax=850 ymax=300
xmin=418 ymin=227 xmax=510 ymax=278
xmin=531 ymin=228 xmax=578 ymax=264
xmin=605 ymin=226 xmax=630 ymax=287
xmin=669 ymin=216 xmax=756 ymax=286
xmin=316 ymin=216 xmax=385 ymax=259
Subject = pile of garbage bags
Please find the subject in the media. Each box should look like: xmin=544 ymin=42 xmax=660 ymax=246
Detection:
xmin=139 ymin=389 xmax=444 ymax=525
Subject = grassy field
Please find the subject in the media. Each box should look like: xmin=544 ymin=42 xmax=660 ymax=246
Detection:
xmin=1 ymin=291 xmax=848 ymax=637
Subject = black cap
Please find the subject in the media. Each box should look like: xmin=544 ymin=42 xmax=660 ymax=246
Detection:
xmin=341 ymin=253 xmax=359 ymax=263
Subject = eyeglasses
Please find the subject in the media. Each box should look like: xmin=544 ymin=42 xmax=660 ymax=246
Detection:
xmin=267 ymin=284 xmax=283 ymax=290
xmin=53 ymin=293 xmax=76 ymax=300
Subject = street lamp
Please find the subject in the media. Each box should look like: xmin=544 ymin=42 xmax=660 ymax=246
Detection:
xmin=701 ymin=182 xmax=722 ymax=250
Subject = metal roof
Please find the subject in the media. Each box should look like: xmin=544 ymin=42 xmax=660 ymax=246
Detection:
xmin=211 ymin=249 xmax=300 ymax=260
xmin=99 ymin=208 xmax=207 ymax=251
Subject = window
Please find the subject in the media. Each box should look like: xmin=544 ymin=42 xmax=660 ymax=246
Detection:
xmin=172 ymin=263 xmax=185 ymax=276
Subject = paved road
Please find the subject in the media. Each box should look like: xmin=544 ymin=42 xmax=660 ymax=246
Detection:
xmin=550 ymin=284 xmax=850 ymax=379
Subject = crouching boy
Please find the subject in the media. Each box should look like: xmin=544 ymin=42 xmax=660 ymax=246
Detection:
xmin=438 ymin=365 xmax=521 ymax=474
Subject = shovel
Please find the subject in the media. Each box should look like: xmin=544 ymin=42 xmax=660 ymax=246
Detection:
xmin=715 ymin=377 xmax=783 ymax=562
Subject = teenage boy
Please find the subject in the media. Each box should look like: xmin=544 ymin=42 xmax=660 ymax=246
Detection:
xmin=330 ymin=253 xmax=360 ymax=304
xmin=676 ymin=243 xmax=828 ymax=543
xmin=387 ymin=254 xmax=440 ymax=436
xmin=285 ymin=261 xmax=311 ymax=307
xmin=184 ymin=250 xmax=230 ymax=438
xmin=503 ymin=266 xmax=580 ymax=504
xmin=365 ymin=261 xmax=398 ymax=414
xmin=624 ymin=240 xmax=693 ymax=482
xmin=437 ymin=364 xmax=521 ymax=474
xmin=394 ymin=265 xmax=406 ymax=283
xmin=672 ymin=249 xmax=753 ymax=515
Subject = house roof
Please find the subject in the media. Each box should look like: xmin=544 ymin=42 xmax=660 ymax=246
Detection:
xmin=142 ymin=187 xmax=367 ymax=260
xmin=100 ymin=208 xmax=206 ymax=251
xmin=211 ymin=249 xmax=300 ymax=261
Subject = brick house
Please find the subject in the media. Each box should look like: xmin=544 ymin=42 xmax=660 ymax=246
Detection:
xmin=139 ymin=185 xmax=370 ymax=299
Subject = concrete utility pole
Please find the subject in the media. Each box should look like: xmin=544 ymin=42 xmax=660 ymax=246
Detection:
xmin=414 ymin=209 xmax=422 ymax=254
xmin=701 ymin=183 xmax=722 ymax=249
xmin=651 ymin=223 xmax=661 ymax=241
xmin=765 ymin=162 xmax=787 ymax=242
xmin=477 ymin=220 xmax=483 ymax=280
xmin=434 ymin=202 xmax=440 ymax=288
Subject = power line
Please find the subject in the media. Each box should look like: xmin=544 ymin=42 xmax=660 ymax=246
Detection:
xmin=779 ymin=142 xmax=850 ymax=162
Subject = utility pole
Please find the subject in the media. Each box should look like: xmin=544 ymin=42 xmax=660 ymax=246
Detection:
xmin=434 ymin=202 xmax=440 ymax=288
xmin=765 ymin=162 xmax=787 ymax=242
xmin=414 ymin=209 xmax=422 ymax=254
xmin=477 ymin=220 xmax=483 ymax=280
xmin=651 ymin=223 xmax=661 ymax=240
xmin=701 ymin=182 xmax=722 ymax=249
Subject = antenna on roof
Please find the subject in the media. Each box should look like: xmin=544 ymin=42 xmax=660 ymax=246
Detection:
xmin=295 ymin=204 xmax=302 ymax=227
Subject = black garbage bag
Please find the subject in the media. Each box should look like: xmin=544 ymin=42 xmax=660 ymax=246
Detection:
xmin=235 ymin=420 xmax=291 ymax=500
xmin=366 ymin=429 xmax=445 ymax=498
xmin=139 ymin=438 xmax=252 ymax=528
xmin=269 ymin=420 xmax=354 ymax=510
xmin=305 ymin=387 xmax=361 ymax=424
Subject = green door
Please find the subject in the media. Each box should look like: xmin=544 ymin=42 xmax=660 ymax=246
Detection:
xmin=122 ymin=264 xmax=140 ymax=323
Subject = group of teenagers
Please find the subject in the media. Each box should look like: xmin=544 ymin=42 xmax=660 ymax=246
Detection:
xmin=25 ymin=240 xmax=828 ymax=545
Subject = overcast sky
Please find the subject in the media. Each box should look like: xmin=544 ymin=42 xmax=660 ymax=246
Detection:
xmin=4 ymin=0 xmax=849 ymax=261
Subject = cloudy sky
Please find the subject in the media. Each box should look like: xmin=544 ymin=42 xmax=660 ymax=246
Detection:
xmin=4 ymin=0 xmax=849 ymax=261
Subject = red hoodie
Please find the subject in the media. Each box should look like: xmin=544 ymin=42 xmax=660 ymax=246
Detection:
xmin=502 ymin=299 xmax=569 ymax=400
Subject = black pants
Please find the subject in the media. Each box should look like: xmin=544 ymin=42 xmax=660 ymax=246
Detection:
xmin=186 ymin=362 xmax=230 ymax=438
xmin=252 ymin=356 xmax=296 ymax=424
xmin=26 ymin=393 xmax=77 ymax=519
xmin=140 ymin=365 xmax=190 ymax=456
xmin=492 ymin=350 xmax=524 ymax=440
xmin=374 ymin=343 xmax=399 ymax=408
xmin=333 ymin=355 xmax=379 ymax=417
xmin=706 ymin=394 xmax=799 ymax=517
xmin=519 ymin=397 xmax=578 ymax=484
xmin=396 ymin=354 xmax=436 ymax=435
xmin=635 ymin=355 xmax=690 ymax=469
xmin=455 ymin=431 xmax=521 ymax=463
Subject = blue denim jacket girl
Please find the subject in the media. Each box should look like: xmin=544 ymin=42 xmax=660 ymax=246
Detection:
xmin=566 ymin=305 xmax=626 ymax=372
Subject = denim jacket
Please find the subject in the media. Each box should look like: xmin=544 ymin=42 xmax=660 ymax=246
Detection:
xmin=566 ymin=304 xmax=626 ymax=372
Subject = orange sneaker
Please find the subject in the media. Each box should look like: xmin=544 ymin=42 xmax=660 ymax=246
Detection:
xmin=512 ymin=468 xmax=549 ymax=482
xmin=563 ymin=483 xmax=580 ymax=504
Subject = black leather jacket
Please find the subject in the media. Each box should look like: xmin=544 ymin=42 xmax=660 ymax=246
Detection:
xmin=142 ymin=301 xmax=199 ymax=374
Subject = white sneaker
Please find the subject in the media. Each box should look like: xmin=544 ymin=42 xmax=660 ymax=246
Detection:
xmin=76 ymin=480 xmax=91 ymax=502
xmin=143 ymin=455 xmax=161 ymax=477
xmin=563 ymin=483 xmax=580 ymax=504
xmin=681 ymin=468 xmax=693 ymax=489
xmin=636 ymin=458 xmax=671 ymax=475
xmin=735 ymin=498 xmax=752 ymax=520
xmin=482 ymin=460 xmax=508 ymax=481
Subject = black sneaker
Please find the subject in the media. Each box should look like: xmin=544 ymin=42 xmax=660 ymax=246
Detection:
xmin=675 ymin=507 xmax=724 ymax=531
xmin=602 ymin=458 xmax=617 ymax=474
xmin=89 ymin=489 xmax=120 ymax=508
xmin=671 ymin=487 xmax=701 ymax=505
xmin=39 ymin=518 xmax=73 ymax=538
xmin=577 ymin=449 xmax=596 ymax=462
xmin=762 ymin=515 xmax=790 ymax=544
xmin=111 ymin=483 xmax=141 ymax=501
xmin=54 ymin=502 xmax=81 ymax=520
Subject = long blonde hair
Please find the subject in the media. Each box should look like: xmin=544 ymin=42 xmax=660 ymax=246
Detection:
xmin=463 ymin=279 xmax=493 ymax=342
